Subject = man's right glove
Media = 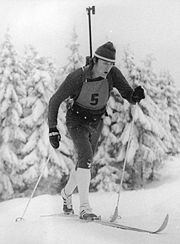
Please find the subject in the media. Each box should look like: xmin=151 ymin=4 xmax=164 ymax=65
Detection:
xmin=49 ymin=127 xmax=61 ymax=149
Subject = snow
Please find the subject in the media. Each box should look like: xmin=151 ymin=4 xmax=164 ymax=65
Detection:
xmin=0 ymin=156 xmax=180 ymax=244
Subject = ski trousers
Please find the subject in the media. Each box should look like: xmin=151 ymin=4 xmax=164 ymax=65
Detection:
xmin=66 ymin=109 xmax=103 ymax=169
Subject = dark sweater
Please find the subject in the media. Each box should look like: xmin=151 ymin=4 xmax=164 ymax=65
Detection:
xmin=48 ymin=65 xmax=135 ymax=128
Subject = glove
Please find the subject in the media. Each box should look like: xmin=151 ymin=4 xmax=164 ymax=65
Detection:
xmin=49 ymin=127 xmax=61 ymax=149
xmin=132 ymin=86 xmax=145 ymax=103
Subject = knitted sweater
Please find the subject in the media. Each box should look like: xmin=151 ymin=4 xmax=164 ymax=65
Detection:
xmin=48 ymin=65 xmax=135 ymax=128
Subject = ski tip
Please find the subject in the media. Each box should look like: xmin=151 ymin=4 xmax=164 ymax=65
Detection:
xmin=164 ymin=214 xmax=169 ymax=225
xmin=162 ymin=213 xmax=169 ymax=227
xmin=152 ymin=213 xmax=169 ymax=234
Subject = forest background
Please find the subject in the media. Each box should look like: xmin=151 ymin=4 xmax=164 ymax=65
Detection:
xmin=0 ymin=29 xmax=180 ymax=201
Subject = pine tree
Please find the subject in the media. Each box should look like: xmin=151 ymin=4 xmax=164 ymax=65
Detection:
xmin=62 ymin=26 xmax=84 ymax=74
xmin=20 ymin=46 xmax=61 ymax=194
xmin=119 ymin=49 xmax=178 ymax=187
xmin=0 ymin=32 xmax=27 ymax=200
xmin=120 ymin=49 xmax=178 ymax=187
xmin=21 ymin=45 xmax=77 ymax=196
xmin=157 ymin=71 xmax=180 ymax=150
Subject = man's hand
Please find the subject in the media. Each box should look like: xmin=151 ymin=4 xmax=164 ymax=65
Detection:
xmin=49 ymin=127 xmax=61 ymax=149
xmin=132 ymin=86 xmax=145 ymax=103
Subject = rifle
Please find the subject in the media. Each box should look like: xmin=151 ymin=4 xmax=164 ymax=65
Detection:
xmin=86 ymin=6 xmax=95 ymax=65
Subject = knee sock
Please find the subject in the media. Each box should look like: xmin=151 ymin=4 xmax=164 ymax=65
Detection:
xmin=76 ymin=168 xmax=91 ymax=212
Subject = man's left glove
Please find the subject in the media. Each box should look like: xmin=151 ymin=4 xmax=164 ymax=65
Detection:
xmin=49 ymin=127 xmax=61 ymax=149
xmin=132 ymin=86 xmax=145 ymax=103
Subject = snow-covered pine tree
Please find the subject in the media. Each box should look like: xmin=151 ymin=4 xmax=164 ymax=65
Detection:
xmin=137 ymin=55 xmax=178 ymax=152
xmin=62 ymin=26 xmax=84 ymax=74
xmin=0 ymin=32 xmax=27 ymax=200
xmin=157 ymin=71 xmax=180 ymax=150
xmin=21 ymin=43 xmax=78 ymax=196
xmin=20 ymin=46 xmax=64 ymax=195
xmin=119 ymin=49 xmax=177 ymax=187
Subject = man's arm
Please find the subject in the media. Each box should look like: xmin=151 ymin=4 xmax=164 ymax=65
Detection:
xmin=48 ymin=68 xmax=83 ymax=128
xmin=109 ymin=66 xmax=136 ymax=104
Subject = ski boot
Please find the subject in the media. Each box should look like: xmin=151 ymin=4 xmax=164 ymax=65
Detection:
xmin=61 ymin=188 xmax=74 ymax=215
xmin=80 ymin=209 xmax=101 ymax=221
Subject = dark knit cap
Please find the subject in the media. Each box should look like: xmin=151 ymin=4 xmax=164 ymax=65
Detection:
xmin=94 ymin=42 xmax=116 ymax=63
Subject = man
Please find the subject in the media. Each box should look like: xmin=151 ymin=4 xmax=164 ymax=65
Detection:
xmin=48 ymin=42 xmax=145 ymax=220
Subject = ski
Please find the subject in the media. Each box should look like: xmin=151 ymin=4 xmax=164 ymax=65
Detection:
xmin=40 ymin=213 xmax=169 ymax=234
xmin=40 ymin=213 xmax=79 ymax=218
xmin=93 ymin=214 xmax=169 ymax=234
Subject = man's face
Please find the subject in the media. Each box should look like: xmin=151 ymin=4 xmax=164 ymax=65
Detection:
xmin=95 ymin=59 xmax=114 ymax=78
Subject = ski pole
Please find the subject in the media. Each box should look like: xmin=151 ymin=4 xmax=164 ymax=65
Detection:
xmin=110 ymin=104 xmax=137 ymax=222
xmin=15 ymin=155 xmax=50 ymax=222
xmin=86 ymin=6 xmax=95 ymax=65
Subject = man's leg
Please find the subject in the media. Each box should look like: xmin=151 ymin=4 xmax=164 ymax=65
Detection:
xmin=63 ymin=167 xmax=77 ymax=196
xmin=67 ymin=125 xmax=94 ymax=215
xmin=64 ymin=120 xmax=103 ymax=197
xmin=76 ymin=167 xmax=91 ymax=213
xmin=90 ymin=119 xmax=104 ymax=154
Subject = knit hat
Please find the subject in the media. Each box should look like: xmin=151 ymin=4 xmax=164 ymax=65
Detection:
xmin=94 ymin=42 xmax=116 ymax=63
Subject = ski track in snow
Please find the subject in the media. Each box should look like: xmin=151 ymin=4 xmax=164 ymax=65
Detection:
xmin=0 ymin=156 xmax=180 ymax=244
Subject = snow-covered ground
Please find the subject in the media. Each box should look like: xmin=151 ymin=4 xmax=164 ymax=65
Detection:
xmin=0 ymin=156 xmax=180 ymax=244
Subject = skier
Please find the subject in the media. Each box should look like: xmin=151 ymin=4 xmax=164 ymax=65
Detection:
xmin=48 ymin=41 xmax=145 ymax=220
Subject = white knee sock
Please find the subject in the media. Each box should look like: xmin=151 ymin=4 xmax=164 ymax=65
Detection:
xmin=76 ymin=168 xmax=91 ymax=212
xmin=64 ymin=168 xmax=77 ymax=196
